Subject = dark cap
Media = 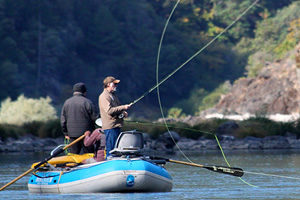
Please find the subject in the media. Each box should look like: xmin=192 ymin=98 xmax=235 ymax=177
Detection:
xmin=103 ymin=76 xmax=120 ymax=87
xmin=73 ymin=82 xmax=87 ymax=93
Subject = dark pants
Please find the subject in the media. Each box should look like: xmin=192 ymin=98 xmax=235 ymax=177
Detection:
xmin=104 ymin=127 xmax=121 ymax=157
xmin=69 ymin=137 xmax=94 ymax=154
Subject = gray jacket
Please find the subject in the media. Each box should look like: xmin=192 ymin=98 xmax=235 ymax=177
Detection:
xmin=61 ymin=93 xmax=98 ymax=137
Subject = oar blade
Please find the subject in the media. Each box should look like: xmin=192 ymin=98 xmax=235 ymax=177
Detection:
xmin=204 ymin=165 xmax=244 ymax=177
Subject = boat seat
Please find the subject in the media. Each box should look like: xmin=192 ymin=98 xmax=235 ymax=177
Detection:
xmin=110 ymin=130 xmax=144 ymax=156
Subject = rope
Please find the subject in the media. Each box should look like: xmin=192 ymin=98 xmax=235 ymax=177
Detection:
xmin=64 ymin=138 xmax=70 ymax=154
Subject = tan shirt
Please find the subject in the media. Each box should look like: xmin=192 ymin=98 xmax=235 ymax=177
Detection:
xmin=99 ymin=89 xmax=126 ymax=130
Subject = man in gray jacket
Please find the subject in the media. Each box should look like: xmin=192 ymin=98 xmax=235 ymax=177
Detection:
xmin=61 ymin=82 xmax=98 ymax=154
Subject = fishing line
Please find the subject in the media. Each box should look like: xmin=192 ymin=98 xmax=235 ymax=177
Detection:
xmin=130 ymin=0 xmax=260 ymax=106
xmin=155 ymin=0 xmax=192 ymax=163
xmin=126 ymin=121 xmax=300 ymax=182
xmin=154 ymin=0 xmax=260 ymax=187
xmin=242 ymin=171 xmax=300 ymax=181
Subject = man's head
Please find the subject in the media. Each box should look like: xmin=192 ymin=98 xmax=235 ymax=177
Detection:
xmin=73 ymin=82 xmax=87 ymax=95
xmin=103 ymin=76 xmax=120 ymax=92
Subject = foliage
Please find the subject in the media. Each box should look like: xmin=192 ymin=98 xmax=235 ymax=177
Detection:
xmin=175 ymin=88 xmax=208 ymax=115
xmin=245 ymin=2 xmax=300 ymax=77
xmin=0 ymin=119 xmax=62 ymax=139
xmin=0 ymin=124 xmax=20 ymax=139
xmin=234 ymin=117 xmax=300 ymax=138
xmin=0 ymin=95 xmax=57 ymax=125
xmin=36 ymin=119 xmax=62 ymax=138
xmin=173 ymin=81 xmax=233 ymax=115
xmin=123 ymin=119 xmax=227 ymax=140
xmin=0 ymin=0 xmax=299 ymax=118
xmin=274 ymin=18 xmax=300 ymax=57
xmin=123 ymin=121 xmax=170 ymax=139
xmin=167 ymin=107 xmax=185 ymax=119
xmin=0 ymin=0 xmax=265 ymax=114
xmin=198 ymin=81 xmax=231 ymax=113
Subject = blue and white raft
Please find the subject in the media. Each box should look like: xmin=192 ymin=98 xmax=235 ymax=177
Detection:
xmin=28 ymin=131 xmax=173 ymax=193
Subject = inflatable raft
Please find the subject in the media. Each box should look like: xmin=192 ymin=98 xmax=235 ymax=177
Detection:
xmin=28 ymin=131 xmax=173 ymax=193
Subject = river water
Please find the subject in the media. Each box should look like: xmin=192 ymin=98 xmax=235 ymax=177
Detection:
xmin=0 ymin=150 xmax=299 ymax=200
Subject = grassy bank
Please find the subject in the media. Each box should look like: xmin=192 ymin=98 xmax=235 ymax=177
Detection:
xmin=124 ymin=117 xmax=300 ymax=139
xmin=0 ymin=117 xmax=299 ymax=140
xmin=0 ymin=119 xmax=62 ymax=140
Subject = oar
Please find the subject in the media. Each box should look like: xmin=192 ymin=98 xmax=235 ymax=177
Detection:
xmin=147 ymin=156 xmax=244 ymax=177
xmin=0 ymin=134 xmax=85 ymax=191
xmin=167 ymin=159 xmax=244 ymax=177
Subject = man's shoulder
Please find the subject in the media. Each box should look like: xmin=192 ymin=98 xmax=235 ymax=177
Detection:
xmin=63 ymin=96 xmax=75 ymax=104
xmin=99 ymin=90 xmax=110 ymax=100
xmin=66 ymin=95 xmax=91 ymax=104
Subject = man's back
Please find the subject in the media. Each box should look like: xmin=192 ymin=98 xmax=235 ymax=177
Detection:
xmin=61 ymin=94 xmax=97 ymax=137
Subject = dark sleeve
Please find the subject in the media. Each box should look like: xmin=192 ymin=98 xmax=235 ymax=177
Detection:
xmin=60 ymin=103 xmax=68 ymax=135
xmin=87 ymin=100 xmax=99 ymax=121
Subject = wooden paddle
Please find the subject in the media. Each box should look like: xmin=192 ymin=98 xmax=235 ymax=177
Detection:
xmin=147 ymin=156 xmax=244 ymax=177
xmin=0 ymin=134 xmax=85 ymax=191
xmin=167 ymin=159 xmax=244 ymax=177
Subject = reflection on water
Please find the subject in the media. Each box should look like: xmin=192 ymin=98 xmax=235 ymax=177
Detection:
xmin=0 ymin=150 xmax=299 ymax=199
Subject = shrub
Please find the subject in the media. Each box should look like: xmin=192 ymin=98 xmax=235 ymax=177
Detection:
xmin=0 ymin=120 xmax=63 ymax=139
xmin=123 ymin=117 xmax=300 ymax=140
xmin=23 ymin=121 xmax=44 ymax=136
xmin=235 ymin=117 xmax=300 ymax=138
xmin=0 ymin=95 xmax=57 ymax=125
xmin=0 ymin=124 xmax=21 ymax=140
xmin=175 ymin=88 xmax=208 ymax=115
xmin=245 ymin=2 xmax=300 ymax=77
xmin=198 ymin=81 xmax=231 ymax=113
xmin=123 ymin=119 xmax=227 ymax=140
xmin=167 ymin=107 xmax=185 ymax=119
xmin=37 ymin=119 xmax=63 ymax=138
xmin=123 ymin=120 xmax=169 ymax=139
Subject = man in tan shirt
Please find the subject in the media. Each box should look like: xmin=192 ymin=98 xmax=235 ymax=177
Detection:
xmin=99 ymin=76 xmax=132 ymax=157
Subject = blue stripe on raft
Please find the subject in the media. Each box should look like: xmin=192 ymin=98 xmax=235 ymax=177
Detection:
xmin=30 ymin=160 xmax=172 ymax=185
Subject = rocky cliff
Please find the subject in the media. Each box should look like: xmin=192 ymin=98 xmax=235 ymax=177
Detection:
xmin=202 ymin=43 xmax=300 ymax=118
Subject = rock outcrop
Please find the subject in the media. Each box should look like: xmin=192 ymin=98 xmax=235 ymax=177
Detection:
xmin=203 ymin=44 xmax=300 ymax=117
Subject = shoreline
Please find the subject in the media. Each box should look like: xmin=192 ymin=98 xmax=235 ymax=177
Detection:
xmin=1 ymin=133 xmax=300 ymax=153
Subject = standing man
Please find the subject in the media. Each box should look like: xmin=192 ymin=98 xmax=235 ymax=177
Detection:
xmin=61 ymin=82 xmax=98 ymax=154
xmin=99 ymin=76 xmax=132 ymax=157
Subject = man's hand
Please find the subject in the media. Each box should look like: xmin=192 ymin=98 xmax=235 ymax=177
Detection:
xmin=124 ymin=103 xmax=133 ymax=110
xmin=84 ymin=131 xmax=91 ymax=137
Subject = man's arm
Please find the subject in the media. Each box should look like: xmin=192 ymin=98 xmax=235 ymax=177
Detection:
xmin=60 ymin=105 xmax=68 ymax=135
xmin=101 ymin=95 xmax=127 ymax=117
xmin=87 ymin=100 xmax=99 ymax=121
